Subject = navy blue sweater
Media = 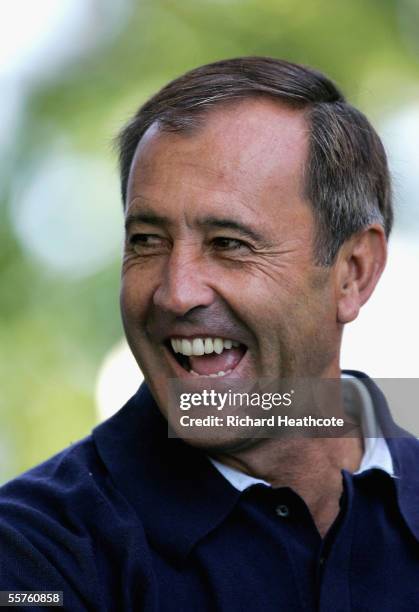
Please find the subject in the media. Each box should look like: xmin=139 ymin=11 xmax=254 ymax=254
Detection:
xmin=0 ymin=373 xmax=419 ymax=611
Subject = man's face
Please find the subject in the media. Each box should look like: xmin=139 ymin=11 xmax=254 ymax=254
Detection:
xmin=121 ymin=99 xmax=341 ymax=442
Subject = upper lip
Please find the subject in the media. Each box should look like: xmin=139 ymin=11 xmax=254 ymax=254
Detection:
xmin=163 ymin=329 xmax=246 ymax=345
xmin=147 ymin=308 xmax=249 ymax=346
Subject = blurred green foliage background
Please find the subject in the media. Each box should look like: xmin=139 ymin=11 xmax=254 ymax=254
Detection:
xmin=1 ymin=0 xmax=418 ymax=482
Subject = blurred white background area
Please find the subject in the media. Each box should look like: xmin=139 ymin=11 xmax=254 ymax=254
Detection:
xmin=341 ymin=103 xmax=419 ymax=378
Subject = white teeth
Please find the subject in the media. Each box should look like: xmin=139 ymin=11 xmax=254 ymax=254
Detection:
xmin=192 ymin=338 xmax=205 ymax=356
xmin=204 ymin=338 xmax=214 ymax=354
xmin=181 ymin=339 xmax=192 ymax=356
xmin=189 ymin=368 xmax=233 ymax=377
xmin=170 ymin=337 xmax=241 ymax=357
xmin=213 ymin=338 xmax=223 ymax=354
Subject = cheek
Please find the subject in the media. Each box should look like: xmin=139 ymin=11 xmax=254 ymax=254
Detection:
xmin=252 ymin=273 xmax=333 ymax=347
xmin=120 ymin=271 xmax=153 ymax=326
xmin=291 ymin=283 xmax=337 ymax=346
xmin=235 ymin=270 xmax=300 ymax=329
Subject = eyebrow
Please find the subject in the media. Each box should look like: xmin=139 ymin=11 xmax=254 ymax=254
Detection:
xmin=197 ymin=216 xmax=263 ymax=243
xmin=125 ymin=209 xmax=263 ymax=243
xmin=124 ymin=211 xmax=172 ymax=232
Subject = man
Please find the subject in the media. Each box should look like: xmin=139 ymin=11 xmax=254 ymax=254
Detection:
xmin=0 ymin=57 xmax=418 ymax=611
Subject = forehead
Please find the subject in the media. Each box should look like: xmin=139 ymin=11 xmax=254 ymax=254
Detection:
xmin=126 ymin=98 xmax=310 ymax=222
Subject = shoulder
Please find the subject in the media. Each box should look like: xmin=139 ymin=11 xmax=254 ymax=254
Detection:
xmin=0 ymin=436 xmax=151 ymax=609
xmin=0 ymin=435 xmax=121 ymax=533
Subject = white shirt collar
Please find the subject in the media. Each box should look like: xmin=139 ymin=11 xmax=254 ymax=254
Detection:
xmin=210 ymin=374 xmax=394 ymax=492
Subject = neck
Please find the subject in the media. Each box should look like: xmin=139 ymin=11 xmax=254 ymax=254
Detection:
xmin=213 ymin=433 xmax=363 ymax=537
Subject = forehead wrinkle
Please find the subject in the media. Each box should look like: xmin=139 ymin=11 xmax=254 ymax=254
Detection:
xmin=130 ymin=163 xmax=265 ymax=219
xmin=134 ymin=156 xmax=253 ymax=199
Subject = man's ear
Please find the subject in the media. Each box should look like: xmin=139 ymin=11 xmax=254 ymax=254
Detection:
xmin=335 ymin=225 xmax=387 ymax=325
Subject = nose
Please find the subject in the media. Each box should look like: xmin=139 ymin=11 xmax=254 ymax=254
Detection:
xmin=152 ymin=246 xmax=215 ymax=316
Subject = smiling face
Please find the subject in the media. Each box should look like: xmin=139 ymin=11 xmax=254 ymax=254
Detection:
xmin=120 ymin=98 xmax=343 ymax=442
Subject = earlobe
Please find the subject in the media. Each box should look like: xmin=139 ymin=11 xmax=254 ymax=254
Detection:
xmin=336 ymin=260 xmax=361 ymax=324
xmin=336 ymin=225 xmax=387 ymax=325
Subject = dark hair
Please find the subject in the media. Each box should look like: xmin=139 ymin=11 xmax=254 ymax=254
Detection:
xmin=116 ymin=56 xmax=392 ymax=264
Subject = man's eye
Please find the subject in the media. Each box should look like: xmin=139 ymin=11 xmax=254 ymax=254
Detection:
xmin=128 ymin=234 xmax=166 ymax=252
xmin=212 ymin=237 xmax=248 ymax=251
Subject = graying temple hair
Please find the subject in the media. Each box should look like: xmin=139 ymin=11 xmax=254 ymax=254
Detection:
xmin=116 ymin=57 xmax=392 ymax=265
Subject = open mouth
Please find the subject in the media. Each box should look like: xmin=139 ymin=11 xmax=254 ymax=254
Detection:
xmin=167 ymin=336 xmax=247 ymax=377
